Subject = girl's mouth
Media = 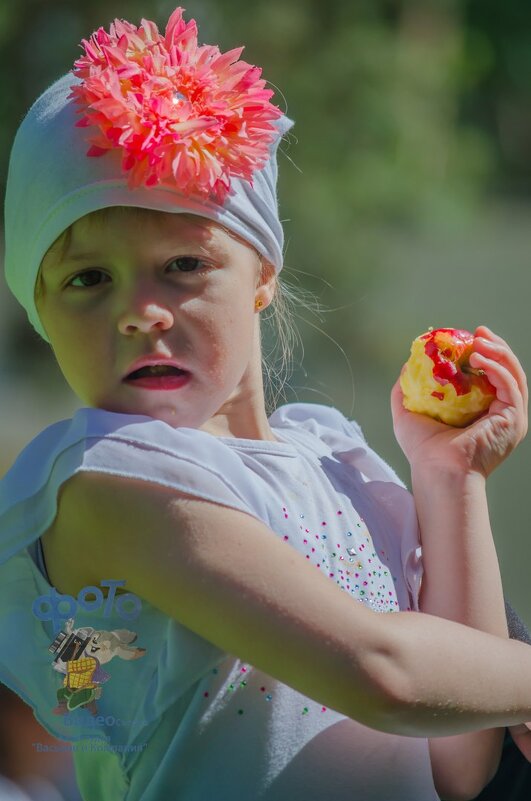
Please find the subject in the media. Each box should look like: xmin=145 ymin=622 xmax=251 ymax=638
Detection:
xmin=124 ymin=365 xmax=191 ymax=391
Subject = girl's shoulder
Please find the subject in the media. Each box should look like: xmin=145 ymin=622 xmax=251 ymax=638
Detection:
xmin=270 ymin=402 xmax=367 ymax=443
xmin=0 ymin=408 xmax=273 ymax=565
xmin=272 ymin=402 xmax=406 ymax=489
xmin=1 ymin=406 xmax=254 ymax=487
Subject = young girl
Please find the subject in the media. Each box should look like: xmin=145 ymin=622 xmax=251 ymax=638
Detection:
xmin=1 ymin=7 xmax=530 ymax=801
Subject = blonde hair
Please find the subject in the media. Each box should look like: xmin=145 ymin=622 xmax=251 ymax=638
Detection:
xmin=35 ymin=207 xmax=322 ymax=416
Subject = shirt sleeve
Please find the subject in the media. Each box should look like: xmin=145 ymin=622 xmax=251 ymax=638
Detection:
xmin=268 ymin=403 xmax=424 ymax=611
xmin=0 ymin=407 xmax=272 ymax=566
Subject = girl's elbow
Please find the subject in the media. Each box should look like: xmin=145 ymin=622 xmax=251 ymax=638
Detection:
xmin=355 ymin=638 xmax=419 ymax=734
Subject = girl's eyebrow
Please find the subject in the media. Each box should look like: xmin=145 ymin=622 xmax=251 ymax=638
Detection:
xmin=62 ymin=251 xmax=102 ymax=263
xmin=43 ymin=250 xmax=103 ymax=272
xmin=62 ymin=244 xmax=227 ymax=261
xmin=45 ymin=234 xmax=229 ymax=271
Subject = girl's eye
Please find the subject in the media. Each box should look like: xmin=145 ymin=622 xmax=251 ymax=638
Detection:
xmin=67 ymin=258 xmax=210 ymax=288
xmin=68 ymin=270 xmax=110 ymax=288
xmin=167 ymin=257 xmax=209 ymax=274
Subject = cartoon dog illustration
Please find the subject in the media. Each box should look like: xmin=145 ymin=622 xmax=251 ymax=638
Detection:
xmin=48 ymin=618 xmax=146 ymax=715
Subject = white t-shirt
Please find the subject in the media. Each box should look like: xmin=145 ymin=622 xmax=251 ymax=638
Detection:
xmin=0 ymin=402 xmax=439 ymax=800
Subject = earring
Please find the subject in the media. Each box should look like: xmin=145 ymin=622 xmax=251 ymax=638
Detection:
xmin=255 ymin=298 xmax=264 ymax=310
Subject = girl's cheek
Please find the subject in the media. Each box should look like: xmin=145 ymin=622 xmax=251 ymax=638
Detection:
xmin=203 ymin=344 xmax=228 ymax=382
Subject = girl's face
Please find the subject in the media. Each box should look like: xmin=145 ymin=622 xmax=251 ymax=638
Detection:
xmin=36 ymin=209 xmax=275 ymax=434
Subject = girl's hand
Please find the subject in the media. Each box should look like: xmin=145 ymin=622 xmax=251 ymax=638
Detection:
xmin=390 ymin=326 xmax=528 ymax=477
xmin=508 ymin=723 xmax=531 ymax=762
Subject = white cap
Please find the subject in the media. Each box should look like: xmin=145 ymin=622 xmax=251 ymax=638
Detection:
xmin=4 ymin=73 xmax=293 ymax=342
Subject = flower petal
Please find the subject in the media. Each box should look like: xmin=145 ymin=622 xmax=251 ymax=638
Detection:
xmin=71 ymin=7 xmax=282 ymax=200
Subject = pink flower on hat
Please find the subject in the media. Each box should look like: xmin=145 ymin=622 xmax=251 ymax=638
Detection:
xmin=69 ymin=7 xmax=283 ymax=202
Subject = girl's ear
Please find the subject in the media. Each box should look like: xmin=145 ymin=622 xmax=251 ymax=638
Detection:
xmin=256 ymin=259 xmax=277 ymax=308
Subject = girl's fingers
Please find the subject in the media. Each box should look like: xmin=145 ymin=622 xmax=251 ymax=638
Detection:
xmin=474 ymin=327 xmax=520 ymax=372
xmin=473 ymin=332 xmax=528 ymax=409
xmin=475 ymin=325 xmax=510 ymax=348
xmin=469 ymin=352 xmax=522 ymax=409
xmin=471 ymin=339 xmax=514 ymax=378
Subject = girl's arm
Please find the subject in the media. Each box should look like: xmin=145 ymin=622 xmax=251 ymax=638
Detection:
xmin=44 ymin=470 xmax=531 ymax=738
xmin=412 ymin=465 xmax=507 ymax=801
xmin=390 ymin=326 xmax=529 ymax=800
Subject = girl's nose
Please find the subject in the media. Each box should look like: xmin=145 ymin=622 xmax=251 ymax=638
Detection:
xmin=118 ymin=302 xmax=174 ymax=335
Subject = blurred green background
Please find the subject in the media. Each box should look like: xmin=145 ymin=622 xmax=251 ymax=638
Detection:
xmin=1 ymin=1 xmax=530 ymax=617
xmin=1 ymin=1 xmax=531 ymax=797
